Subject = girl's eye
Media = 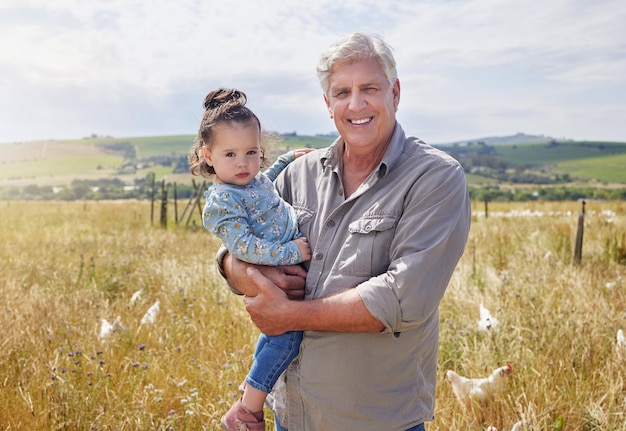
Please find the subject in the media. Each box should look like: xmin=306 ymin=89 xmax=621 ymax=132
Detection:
xmin=247 ymin=150 xmax=258 ymax=156
xmin=225 ymin=152 xmax=235 ymax=157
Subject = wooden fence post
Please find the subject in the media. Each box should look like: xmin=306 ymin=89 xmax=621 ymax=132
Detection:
xmin=173 ymin=182 xmax=178 ymax=225
xmin=179 ymin=180 xmax=200 ymax=226
xmin=195 ymin=182 xmax=204 ymax=219
xmin=573 ymin=200 xmax=586 ymax=264
xmin=160 ymin=179 xmax=167 ymax=228
xmin=150 ymin=173 xmax=156 ymax=225
xmin=185 ymin=181 xmax=206 ymax=227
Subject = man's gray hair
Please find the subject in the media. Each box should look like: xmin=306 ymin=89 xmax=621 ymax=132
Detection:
xmin=316 ymin=32 xmax=397 ymax=96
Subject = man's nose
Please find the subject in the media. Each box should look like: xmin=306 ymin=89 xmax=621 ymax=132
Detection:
xmin=348 ymin=90 xmax=366 ymax=110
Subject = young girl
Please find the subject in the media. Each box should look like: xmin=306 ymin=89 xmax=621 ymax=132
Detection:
xmin=189 ymin=88 xmax=312 ymax=431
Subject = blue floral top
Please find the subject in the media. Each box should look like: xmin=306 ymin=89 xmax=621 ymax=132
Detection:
xmin=202 ymin=152 xmax=303 ymax=265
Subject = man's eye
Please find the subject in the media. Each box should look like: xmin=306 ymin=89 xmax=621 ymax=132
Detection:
xmin=334 ymin=90 xmax=348 ymax=98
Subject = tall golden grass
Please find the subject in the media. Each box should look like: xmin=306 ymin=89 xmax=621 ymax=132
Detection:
xmin=0 ymin=200 xmax=624 ymax=430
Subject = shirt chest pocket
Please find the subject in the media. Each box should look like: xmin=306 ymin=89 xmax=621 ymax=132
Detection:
xmin=338 ymin=215 xmax=398 ymax=277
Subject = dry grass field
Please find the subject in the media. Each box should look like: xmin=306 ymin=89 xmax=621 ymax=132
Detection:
xmin=1 ymin=200 xmax=625 ymax=430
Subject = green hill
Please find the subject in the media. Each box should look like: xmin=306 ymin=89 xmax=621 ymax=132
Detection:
xmin=1 ymin=134 xmax=625 ymax=194
xmin=438 ymin=139 xmax=626 ymax=185
xmin=0 ymin=134 xmax=335 ymax=186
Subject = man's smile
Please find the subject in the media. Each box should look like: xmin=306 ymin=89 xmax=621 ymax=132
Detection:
xmin=349 ymin=117 xmax=372 ymax=125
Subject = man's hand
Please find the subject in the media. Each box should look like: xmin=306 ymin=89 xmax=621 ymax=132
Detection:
xmin=244 ymin=267 xmax=296 ymax=335
xmin=242 ymin=267 xmax=387 ymax=336
xmin=223 ymin=252 xmax=306 ymax=300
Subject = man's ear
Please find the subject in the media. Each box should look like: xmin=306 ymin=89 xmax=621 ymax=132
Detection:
xmin=324 ymin=94 xmax=333 ymax=118
xmin=393 ymin=79 xmax=401 ymax=110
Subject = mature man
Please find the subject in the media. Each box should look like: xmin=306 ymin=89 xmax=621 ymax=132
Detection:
xmin=218 ymin=32 xmax=471 ymax=431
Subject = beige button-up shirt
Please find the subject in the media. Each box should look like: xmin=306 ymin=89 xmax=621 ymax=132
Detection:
xmin=228 ymin=123 xmax=471 ymax=430
xmin=260 ymin=124 xmax=471 ymax=431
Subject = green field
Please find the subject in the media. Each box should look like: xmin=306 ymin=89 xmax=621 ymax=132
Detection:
xmin=123 ymin=135 xmax=196 ymax=158
xmin=554 ymin=153 xmax=626 ymax=183
xmin=465 ymin=172 xmax=498 ymax=185
xmin=492 ymin=141 xmax=626 ymax=184
xmin=494 ymin=141 xmax=626 ymax=165
xmin=277 ymin=134 xmax=337 ymax=149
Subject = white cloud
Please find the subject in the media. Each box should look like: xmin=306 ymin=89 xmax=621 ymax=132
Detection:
xmin=0 ymin=0 xmax=625 ymax=143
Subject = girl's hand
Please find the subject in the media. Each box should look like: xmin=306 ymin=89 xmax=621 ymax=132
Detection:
xmin=294 ymin=236 xmax=311 ymax=261
xmin=293 ymin=148 xmax=315 ymax=158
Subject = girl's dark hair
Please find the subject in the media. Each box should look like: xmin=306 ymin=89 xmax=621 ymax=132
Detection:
xmin=188 ymin=88 xmax=266 ymax=178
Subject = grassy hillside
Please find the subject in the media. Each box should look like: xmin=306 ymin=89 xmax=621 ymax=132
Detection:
xmin=122 ymin=135 xmax=196 ymax=158
xmin=1 ymin=135 xmax=625 ymax=187
xmin=0 ymin=134 xmax=335 ymax=186
xmin=496 ymin=141 xmax=626 ymax=184
xmin=441 ymin=139 xmax=626 ymax=185
xmin=494 ymin=141 xmax=626 ymax=165
xmin=1 ymin=135 xmax=201 ymax=161
xmin=0 ymin=139 xmax=123 ymax=183
xmin=555 ymin=153 xmax=626 ymax=184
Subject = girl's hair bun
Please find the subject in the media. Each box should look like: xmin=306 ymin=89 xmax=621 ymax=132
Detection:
xmin=203 ymin=88 xmax=247 ymax=111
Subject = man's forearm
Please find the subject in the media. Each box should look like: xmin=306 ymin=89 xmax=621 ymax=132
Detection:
xmin=222 ymin=252 xmax=260 ymax=296
xmin=215 ymin=245 xmax=244 ymax=295
xmin=239 ymin=266 xmax=385 ymax=335
xmin=273 ymin=286 xmax=385 ymax=334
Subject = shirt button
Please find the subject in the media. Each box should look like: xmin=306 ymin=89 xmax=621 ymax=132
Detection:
xmin=338 ymin=189 xmax=344 ymax=196
xmin=314 ymin=252 xmax=324 ymax=260
xmin=327 ymin=220 xmax=335 ymax=228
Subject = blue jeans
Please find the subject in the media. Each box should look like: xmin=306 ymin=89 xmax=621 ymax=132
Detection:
xmin=275 ymin=418 xmax=424 ymax=431
xmin=245 ymin=331 xmax=303 ymax=394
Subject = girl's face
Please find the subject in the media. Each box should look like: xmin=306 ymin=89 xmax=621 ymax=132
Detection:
xmin=202 ymin=121 xmax=262 ymax=186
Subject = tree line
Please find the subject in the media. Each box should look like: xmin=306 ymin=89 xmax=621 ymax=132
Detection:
xmin=0 ymin=175 xmax=198 ymax=201
xmin=1 ymin=175 xmax=625 ymax=202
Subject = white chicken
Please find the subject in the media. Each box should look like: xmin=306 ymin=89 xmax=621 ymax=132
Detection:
xmin=140 ymin=300 xmax=160 ymax=325
xmin=129 ymin=289 xmax=143 ymax=306
xmin=478 ymin=304 xmax=499 ymax=331
xmin=99 ymin=316 xmax=121 ymax=340
xmin=99 ymin=318 xmax=114 ymax=340
xmin=446 ymin=364 xmax=513 ymax=403
xmin=617 ymin=329 xmax=625 ymax=358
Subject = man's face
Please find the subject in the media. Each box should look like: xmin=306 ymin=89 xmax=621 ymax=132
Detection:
xmin=324 ymin=57 xmax=400 ymax=152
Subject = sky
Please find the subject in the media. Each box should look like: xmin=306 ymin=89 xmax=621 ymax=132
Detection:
xmin=1 ymin=0 xmax=625 ymax=145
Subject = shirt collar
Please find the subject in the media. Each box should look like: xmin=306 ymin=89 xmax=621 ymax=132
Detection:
xmin=320 ymin=122 xmax=406 ymax=179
